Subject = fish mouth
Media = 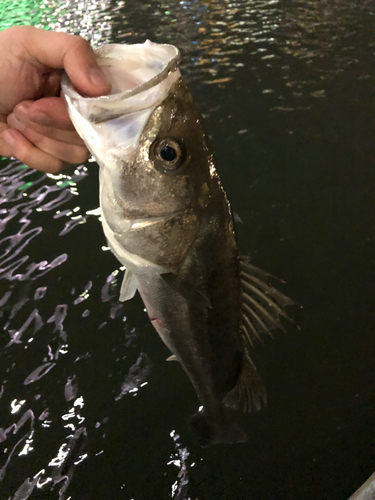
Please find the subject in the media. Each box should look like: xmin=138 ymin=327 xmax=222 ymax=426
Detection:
xmin=61 ymin=41 xmax=181 ymax=123
xmin=128 ymin=209 xmax=187 ymax=229
xmin=101 ymin=208 xmax=190 ymax=234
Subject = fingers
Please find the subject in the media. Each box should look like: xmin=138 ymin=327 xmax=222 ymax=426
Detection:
xmin=14 ymin=98 xmax=83 ymax=136
xmin=7 ymin=113 xmax=89 ymax=165
xmin=0 ymin=26 xmax=107 ymax=171
xmin=1 ymin=96 xmax=90 ymax=172
xmin=1 ymin=129 xmax=70 ymax=173
xmin=20 ymin=27 xmax=111 ymax=97
xmin=0 ymin=116 xmax=13 ymax=158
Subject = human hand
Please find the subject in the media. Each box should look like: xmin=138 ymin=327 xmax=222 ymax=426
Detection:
xmin=0 ymin=26 xmax=111 ymax=172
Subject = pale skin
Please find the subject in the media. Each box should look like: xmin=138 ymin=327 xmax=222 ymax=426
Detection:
xmin=0 ymin=26 xmax=111 ymax=173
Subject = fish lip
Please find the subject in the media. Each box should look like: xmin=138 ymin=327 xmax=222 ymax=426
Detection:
xmin=102 ymin=208 xmax=191 ymax=233
xmin=61 ymin=41 xmax=180 ymax=103
xmin=128 ymin=208 xmax=189 ymax=224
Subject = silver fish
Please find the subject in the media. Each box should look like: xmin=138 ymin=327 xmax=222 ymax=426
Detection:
xmin=62 ymin=41 xmax=293 ymax=446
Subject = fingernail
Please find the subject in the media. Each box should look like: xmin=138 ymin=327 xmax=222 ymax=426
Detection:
xmin=89 ymin=68 xmax=110 ymax=87
xmin=7 ymin=114 xmax=26 ymax=131
xmin=15 ymin=103 xmax=32 ymax=122
xmin=2 ymin=129 xmax=16 ymax=146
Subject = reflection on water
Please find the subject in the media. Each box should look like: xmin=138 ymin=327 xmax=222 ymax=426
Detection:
xmin=0 ymin=159 xmax=153 ymax=498
xmin=168 ymin=430 xmax=191 ymax=500
xmin=1 ymin=0 xmax=375 ymax=498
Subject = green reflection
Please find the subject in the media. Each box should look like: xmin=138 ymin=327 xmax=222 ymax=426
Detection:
xmin=17 ymin=181 xmax=33 ymax=190
xmin=59 ymin=180 xmax=74 ymax=188
xmin=0 ymin=0 xmax=58 ymax=31
xmin=15 ymin=164 xmax=28 ymax=171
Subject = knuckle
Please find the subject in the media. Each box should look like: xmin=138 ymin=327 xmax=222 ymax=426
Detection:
xmin=69 ymin=35 xmax=91 ymax=54
xmin=25 ymin=129 xmax=45 ymax=147
xmin=71 ymin=146 xmax=90 ymax=164
xmin=43 ymin=160 xmax=68 ymax=174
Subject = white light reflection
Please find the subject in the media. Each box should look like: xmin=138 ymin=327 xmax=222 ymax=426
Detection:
xmin=62 ymin=396 xmax=85 ymax=427
xmin=26 ymin=470 xmax=47 ymax=489
xmin=37 ymin=476 xmax=53 ymax=488
xmin=74 ymin=397 xmax=84 ymax=408
xmin=168 ymin=430 xmax=191 ymax=499
xmin=74 ymin=453 xmax=87 ymax=465
xmin=48 ymin=443 xmax=70 ymax=467
xmin=86 ymin=207 xmax=101 ymax=216
xmin=18 ymin=431 xmax=34 ymax=456
xmin=47 ymin=173 xmax=66 ymax=180
xmin=10 ymin=399 xmax=26 ymax=414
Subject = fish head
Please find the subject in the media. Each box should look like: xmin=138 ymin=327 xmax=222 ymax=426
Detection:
xmin=119 ymin=78 xmax=213 ymax=220
xmin=107 ymin=78 xmax=215 ymax=272
xmin=62 ymin=42 xmax=219 ymax=273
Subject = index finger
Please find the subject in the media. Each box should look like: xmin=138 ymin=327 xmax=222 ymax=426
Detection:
xmin=15 ymin=97 xmax=76 ymax=131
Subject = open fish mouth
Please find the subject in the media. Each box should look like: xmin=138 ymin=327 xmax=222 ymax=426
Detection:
xmin=61 ymin=41 xmax=182 ymax=167
xmin=61 ymin=41 xmax=181 ymax=123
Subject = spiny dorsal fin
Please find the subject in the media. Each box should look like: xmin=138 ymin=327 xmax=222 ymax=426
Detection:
xmin=240 ymin=257 xmax=296 ymax=347
xmin=223 ymin=350 xmax=266 ymax=413
xmin=166 ymin=354 xmax=178 ymax=362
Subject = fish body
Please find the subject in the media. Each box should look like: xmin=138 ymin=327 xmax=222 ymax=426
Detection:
xmin=62 ymin=41 xmax=292 ymax=445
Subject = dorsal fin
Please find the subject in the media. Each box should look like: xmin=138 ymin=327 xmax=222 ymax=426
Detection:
xmin=223 ymin=350 xmax=266 ymax=413
xmin=240 ymin=257 xmax=296 ymax=347
xmin=224 ymin=258 xmax=296 ymax=414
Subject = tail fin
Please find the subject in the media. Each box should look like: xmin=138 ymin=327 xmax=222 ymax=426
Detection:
xmin=188 ymin=409 xmax=247 ymax=447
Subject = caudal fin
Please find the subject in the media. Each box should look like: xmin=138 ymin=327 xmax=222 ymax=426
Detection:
xmin=188 ymin=409 xmax=247 ymax=447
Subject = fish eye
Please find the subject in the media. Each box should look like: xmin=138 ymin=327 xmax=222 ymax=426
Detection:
xmin=151 ymin=138 xmax=185 ymax=172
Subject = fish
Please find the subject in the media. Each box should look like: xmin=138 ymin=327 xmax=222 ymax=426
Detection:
xmin=61 ymin=41 xmax=294 ymax=446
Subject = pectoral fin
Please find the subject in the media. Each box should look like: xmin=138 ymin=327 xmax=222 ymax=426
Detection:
xmin=119 ymin=268 xmax=138 ymax=302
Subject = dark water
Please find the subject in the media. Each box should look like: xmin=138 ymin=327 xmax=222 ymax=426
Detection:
xmin=1 ymin=1 xmax=375 ymax=499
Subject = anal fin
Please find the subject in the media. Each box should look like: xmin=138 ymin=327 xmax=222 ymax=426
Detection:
xmin=223 ymin=350 xmax=267 ymax=413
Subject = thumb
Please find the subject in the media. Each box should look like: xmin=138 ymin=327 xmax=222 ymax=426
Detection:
xmin=23 ymin=27 xmax=111 ymax=97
